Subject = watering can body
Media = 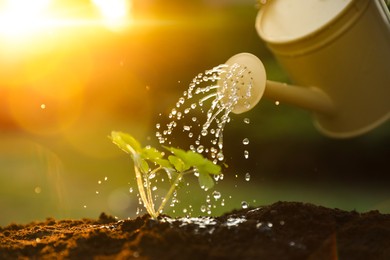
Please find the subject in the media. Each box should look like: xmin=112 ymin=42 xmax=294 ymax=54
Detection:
xmin=256 ymin=0 xmax=390 ymax=138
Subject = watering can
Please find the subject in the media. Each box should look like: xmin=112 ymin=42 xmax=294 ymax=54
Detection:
xmin=223 ymin=0 xmax=390 ymax=138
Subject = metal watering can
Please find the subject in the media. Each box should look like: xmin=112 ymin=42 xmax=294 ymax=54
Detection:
xmin=222 ymin=0 xmax=390 ymax=138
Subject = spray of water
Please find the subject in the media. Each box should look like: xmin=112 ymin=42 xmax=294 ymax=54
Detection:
xmin=156 ymin=63 xmax=254 ymax=165
xmin=149 ymin=62 xmax=255 ymax=215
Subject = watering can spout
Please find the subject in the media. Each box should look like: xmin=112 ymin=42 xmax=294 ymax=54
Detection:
xmin=221 ymin=52 xmax=336 ymax=116
xmin=264 ymin=81 xmax=335 ymax=116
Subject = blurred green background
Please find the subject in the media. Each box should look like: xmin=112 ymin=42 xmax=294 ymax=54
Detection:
xmin=0 ymin=0 xmax=389 ymax=226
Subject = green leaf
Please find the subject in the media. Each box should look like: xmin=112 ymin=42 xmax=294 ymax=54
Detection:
xmin=164 ymin=147 xmax=202 ymax=168
xmin=167 ymin=147 xmax=221 ymax=174
xmin=198 ymin=171 xmax=214 ymax=190
xmin=153 ymin=158 xmax=173 ymax=169
xmin=141 ymin=147 xmax=171 ymax=168
xmin=164 ymin=147 xmax=191 ymax=169
xmin=141 ymin=146 xmax=163 ymax=160
xmin=196 ymin=162 xmax=220 ymax=190
xmin=200 ymin=160 xmax=221 ymax=175
xmin=137 ymin=157 xmax=149 ymax=173
xmin=168 ymin=155 xmax=187 ymax=172
xmin=182 ymin=150 xmax=206 ymax=166
xmin=111 ymin=131 xmax=142 ymax=155
xmin=164 ymin=146 xmax=187 ymax=159
xmin=165 ymin=146 xmax=221 ymax=190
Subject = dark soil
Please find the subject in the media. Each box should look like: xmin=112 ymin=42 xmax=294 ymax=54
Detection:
xmin=1 ymin=201 xmax=389 ymax=260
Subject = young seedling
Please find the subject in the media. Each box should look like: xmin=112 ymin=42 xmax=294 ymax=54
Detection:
xmin=111 ymin=131 xmax=222 ymax=219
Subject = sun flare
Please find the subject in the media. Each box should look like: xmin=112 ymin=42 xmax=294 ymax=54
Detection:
xmin=92 ymin=0 xmax=132 ymax=30
xmin=0 ymin=0 xmax=53 ymax=38
xmin=0 ymin=0 xmax=133 ymax=41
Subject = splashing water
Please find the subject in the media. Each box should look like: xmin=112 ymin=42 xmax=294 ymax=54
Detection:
xmin=149 ymin=62 xmax=256 ymax=216
xmin=156 ymin=62 xmax=254 ymax=164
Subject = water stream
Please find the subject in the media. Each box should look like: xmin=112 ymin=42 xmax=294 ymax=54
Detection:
xmin=156 ymin=62 xmax=254 ymax=164
xmin=150 ymin=62 xmax=255 ymax=216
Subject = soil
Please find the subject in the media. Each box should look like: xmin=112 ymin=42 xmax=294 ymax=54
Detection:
xmin=1 ymin=201 xmax=389 ymax=260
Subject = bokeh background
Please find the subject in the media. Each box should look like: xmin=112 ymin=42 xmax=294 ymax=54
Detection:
xmin=1 ymin=0 xmax=389 ymax=226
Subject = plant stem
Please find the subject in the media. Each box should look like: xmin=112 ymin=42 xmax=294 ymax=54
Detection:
xmin=144 ymin=166 xmax=163 ymax=217
xmin=157 ymin=169 xmax=194 ymax=215
xmin=134 ymin=156 xmax=157 ymax=218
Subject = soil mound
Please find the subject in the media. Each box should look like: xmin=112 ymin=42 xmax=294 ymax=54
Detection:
xmin=1 ymin=201 xmax=389 ymax=259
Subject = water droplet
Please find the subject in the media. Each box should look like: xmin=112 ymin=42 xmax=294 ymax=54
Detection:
xmin=275 ymin=101 xmax=280 ymax=106
xmin=242 ymin=138 xmax=249 ymax=145
xmin=217 ymin=152 xmax=224 ymax=161
xmin=152 ymin=186 xmax=157 ymax=191
xmin=192 ymin=117 xmax=197 ymax=122
xmin=98 ymin=180 xmax=102 ymax=184
xmin=212 ymin=191 xmax=221 ymax=200
xmin=129 ymin=187 xmax=133 ymax=193
xmin=200 ymin=205 xmax=207 ymax=212
xmin=176 ymin=112 xmax=182 ymax=119
xmin=201 ymin=129 xmax=208 ymax=136
xmin=245 ymin=172 xmax=251 ymax=181
xmin=183 ymin=125 xmax=191 ymax=131
xmin=40 ymin=104 xmax=46 ymax=109
xmin=171 ymin=108 xmax=177 ymax=115
xmin=243 ymin=118 xmax=250 ymax=124
xmin=104 ymin=177 xmax=108 ymax=181
xmin=244 ymin=150 xmax=249 ymax=159
xmin=156 ymin=123 xmax=161 ymax=129
xmin=241 ymin=201 xmax=248 ymax=209
xmin=149 ymin=172 xmax=156 ymax=179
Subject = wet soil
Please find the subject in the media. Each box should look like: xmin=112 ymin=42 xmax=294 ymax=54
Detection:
xmin=1 ymin=201 xmax=389 ymax=259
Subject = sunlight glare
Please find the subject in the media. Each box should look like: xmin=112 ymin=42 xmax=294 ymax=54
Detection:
xmin=92 ymin=0 xmax=132 ymax=30
xmin=0 ymin=0 xmax=52 ymax=38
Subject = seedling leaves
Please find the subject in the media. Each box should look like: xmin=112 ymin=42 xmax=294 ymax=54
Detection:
xmin=168 ymin=155 xmax=187 ymax=172
xmin=111 ymin=131 xmax=142 ymax=155
xmin=111 ymin=132 xmax=224 ymax=218
xmin=197 ymin=169 xmax=215 ymax=190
